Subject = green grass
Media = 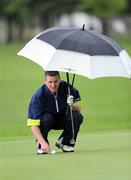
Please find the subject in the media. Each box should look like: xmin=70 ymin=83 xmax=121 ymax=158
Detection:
xmin=116 ymin=36 xmax=131 ymax=54
xmin=0 ymin=38 xmax=131 ymax=180
xmin=0 ymin=131 xmax=131 ymax=180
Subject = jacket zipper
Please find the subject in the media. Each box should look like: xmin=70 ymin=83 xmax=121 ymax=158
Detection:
xmin=54 ymin=92 xmax=59 ymax=113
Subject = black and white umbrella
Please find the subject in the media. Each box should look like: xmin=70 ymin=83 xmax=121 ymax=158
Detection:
xmin=17 ymin=25 xmax=131 ymax=79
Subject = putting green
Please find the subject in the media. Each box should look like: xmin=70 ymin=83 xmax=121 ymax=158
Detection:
xmin=0 ymin=131 xmax=130 ymax=180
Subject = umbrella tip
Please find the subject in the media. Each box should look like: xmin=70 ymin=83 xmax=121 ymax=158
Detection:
xmin=82 ymin=24 xmax=85 ymax=30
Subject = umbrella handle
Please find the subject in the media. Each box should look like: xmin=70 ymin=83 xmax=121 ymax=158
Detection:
xmin=66 ymin=72 xmax=71 ymax=95
xmin=72 ymin=74 xmax=75 ymax=87
xmin=66 ymin=72 xmax=70 ymax=84
xmin=66 ymin=72 xmax=76 ymax=89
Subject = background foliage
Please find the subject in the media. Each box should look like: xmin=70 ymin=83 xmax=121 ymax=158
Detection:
xmin=0 ymin=0 xmax=130 ymax=42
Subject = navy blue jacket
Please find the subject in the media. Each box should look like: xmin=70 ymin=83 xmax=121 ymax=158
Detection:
xmin=28 ymin=81 xmax=80 ymax=121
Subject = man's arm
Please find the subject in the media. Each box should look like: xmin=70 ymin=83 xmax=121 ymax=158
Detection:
xmin=31 ymin=126 xmax=50 ymax=153
xmin=72 ymin=102 xmax=81 ymax=112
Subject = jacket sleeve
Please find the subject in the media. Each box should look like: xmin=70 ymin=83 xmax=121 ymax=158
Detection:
xmin=27 ymin=95 xmax=43 ymax=126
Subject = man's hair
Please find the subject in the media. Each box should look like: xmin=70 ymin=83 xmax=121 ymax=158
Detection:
xmin=45 ymin=71 xmax=60 ymax=78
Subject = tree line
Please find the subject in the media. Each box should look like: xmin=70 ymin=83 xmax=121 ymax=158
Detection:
xmin=0 ymin=0 xmax=130 ymax=42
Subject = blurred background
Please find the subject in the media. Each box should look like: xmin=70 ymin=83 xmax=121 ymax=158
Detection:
xmin=0 ymin=0 xmax=131 ymax=43
xmin=0 ymin=0 xmax=131 ymax=138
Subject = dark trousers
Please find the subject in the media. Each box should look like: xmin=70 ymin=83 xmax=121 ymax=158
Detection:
xmin=39 ymin=111 xmax=83 ymax=147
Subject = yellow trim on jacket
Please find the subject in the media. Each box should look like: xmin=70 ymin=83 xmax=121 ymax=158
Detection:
xmin=27 ymin=119 xmax=40 ymax=126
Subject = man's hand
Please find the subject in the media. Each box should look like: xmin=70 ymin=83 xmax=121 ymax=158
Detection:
xmin=41 ymin=142 xmax=50 ymax=153
xmin=67 ymin=95 xmax=74 ymax=106
xmin=31 ymin=126 xmax=50 ymax=153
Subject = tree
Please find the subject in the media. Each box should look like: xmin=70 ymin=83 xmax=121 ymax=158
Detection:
xmin=77 ymin=0 xmax=127 ymax=35
xmin=126 ymin=0 xmax=131 ymax=14
xmin=28 ymin=0 xmax=79 ymax=29
xmin=0 ymin=0 xmax=79 ymax=42
xmin=0 ymin=0 xmax=30 ymax=42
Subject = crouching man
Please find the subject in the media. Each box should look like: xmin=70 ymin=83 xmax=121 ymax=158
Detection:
xmin=27 ymin=71 xmax=83 ymax=154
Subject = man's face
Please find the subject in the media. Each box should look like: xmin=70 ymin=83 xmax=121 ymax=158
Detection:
xmin=45 ymin=75 xmax=60 ymax=93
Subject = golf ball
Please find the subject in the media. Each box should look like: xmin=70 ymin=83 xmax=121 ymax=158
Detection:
xmin=50 ymin=150 xmax=56 ymax=154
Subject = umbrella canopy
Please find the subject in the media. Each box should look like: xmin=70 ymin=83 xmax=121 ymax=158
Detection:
xmin=17 ymin=26 xmax=131 ymax=79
